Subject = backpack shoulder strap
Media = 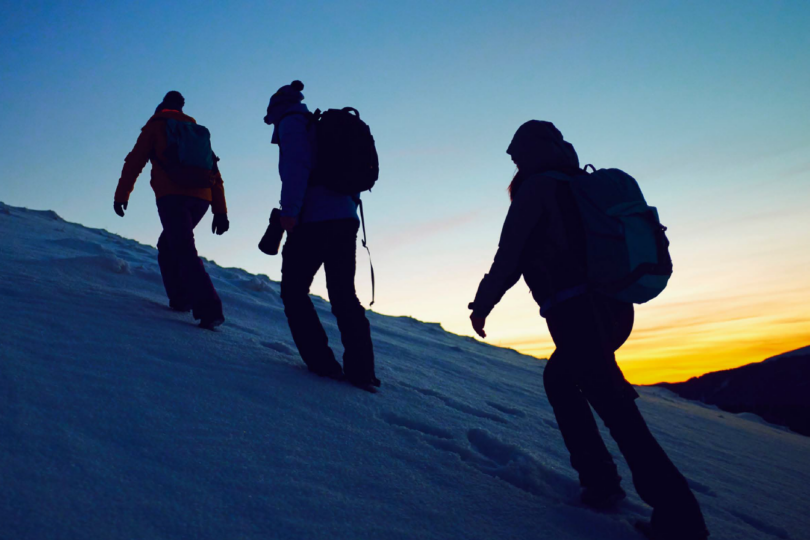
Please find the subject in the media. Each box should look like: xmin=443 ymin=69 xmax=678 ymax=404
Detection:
xmin=355 ymin=197 xmax=375 ymax=307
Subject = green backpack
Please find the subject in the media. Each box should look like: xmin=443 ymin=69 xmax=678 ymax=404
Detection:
xmin=158 ymin=118 xmax=216 ymax=189
xmin=548 ymin=166 xmax=673 ymax=304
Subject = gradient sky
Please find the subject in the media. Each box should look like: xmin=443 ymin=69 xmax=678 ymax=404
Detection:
xmin=2 ymin=0 xmax=808 ymax=384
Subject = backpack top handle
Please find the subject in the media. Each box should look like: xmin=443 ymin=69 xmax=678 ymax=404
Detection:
xmin=584 ymin=163 xmax=596 ymax=173
xmin=342 ymin=107 xmax=360 ymax=118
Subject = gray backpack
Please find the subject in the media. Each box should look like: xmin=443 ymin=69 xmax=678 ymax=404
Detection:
xmin=548 ymin=166 xmax=673 ymax=304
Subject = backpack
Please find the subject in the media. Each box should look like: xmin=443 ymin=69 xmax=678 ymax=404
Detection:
xmin=549 ymin=166 xmax=673 ymax=304
xmin=307 ymin=107 xmax=379 ymax=194
xmin=157 ymin=118 xmax=217 ymax=189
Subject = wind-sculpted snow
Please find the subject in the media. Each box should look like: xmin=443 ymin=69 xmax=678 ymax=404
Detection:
xmin=1 ymin=202 xmax=809 ymax=539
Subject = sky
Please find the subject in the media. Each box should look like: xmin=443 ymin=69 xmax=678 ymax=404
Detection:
xmin=1 ymin=0 xmax=808 ymax=384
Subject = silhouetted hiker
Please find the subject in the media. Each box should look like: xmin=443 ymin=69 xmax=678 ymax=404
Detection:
xmin=469 ymin=121 xmax=708 ymax=540
xmin=264 ymin=80 xmax=380 ymax=391
xmin=114 ymin=91 xmax=228 ymax=330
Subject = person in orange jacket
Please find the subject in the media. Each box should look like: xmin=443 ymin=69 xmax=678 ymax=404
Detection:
xmin=114 ymin=91 xmax=228 ymax=329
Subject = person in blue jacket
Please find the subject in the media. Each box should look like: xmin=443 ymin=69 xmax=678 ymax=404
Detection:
xmin=264 ymin=80 xmax=379 ymax=391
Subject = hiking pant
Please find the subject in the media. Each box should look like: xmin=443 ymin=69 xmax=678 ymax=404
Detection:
xmin=543 ymin=293 xmax=706 ymax=533
xmin=156 ymin=195 xmax=223 ymax=322
xmin=280 ymin=218 xmax=375 ymax=382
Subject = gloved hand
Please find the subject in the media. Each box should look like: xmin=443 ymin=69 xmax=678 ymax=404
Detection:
xmin=280 ymin=215 xmax=297 ymax=232
xmin=114 ymin=201 xmax=127 ymax=217
xmin=212 ymin=213 xmax=229 ymax=235
xmin=470 ymin=315 xmax=487 ymax=339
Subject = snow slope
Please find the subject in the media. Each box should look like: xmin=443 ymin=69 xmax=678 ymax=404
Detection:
xmin=1 ymin=201 xmax=808 ymax=540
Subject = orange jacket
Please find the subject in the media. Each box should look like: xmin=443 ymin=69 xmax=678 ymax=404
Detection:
xmin=115 ymin=110 xmax=227 ymax=214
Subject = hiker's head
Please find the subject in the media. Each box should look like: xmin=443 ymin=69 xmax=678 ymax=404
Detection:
xmin=506 ymin=120 xmax=579 ymax=174
xmin=268 ymin=80 xmax=305 ymax=113
xmin=156 ymin=91 xmax=185 ymax=113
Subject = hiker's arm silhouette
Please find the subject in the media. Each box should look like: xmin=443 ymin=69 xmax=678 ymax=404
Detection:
xmin=115 ymin=124 xmax=155 ymax=208
xmin=210 ymin=152 xmax=228 ymax=216
xmin=277 ymin=114 xmax=312 ymax=225
xmin=470 ymin=178 xmax=548 ymax=320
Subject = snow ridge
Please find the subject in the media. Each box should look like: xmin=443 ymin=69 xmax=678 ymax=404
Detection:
xmin=1 ymin=202 xmax=809 ymax=540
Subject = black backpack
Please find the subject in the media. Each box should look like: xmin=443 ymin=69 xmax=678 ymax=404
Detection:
xmin=308 ymin=107 xmax=379 ymax=194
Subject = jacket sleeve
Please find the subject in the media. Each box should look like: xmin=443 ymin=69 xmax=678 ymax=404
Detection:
xmin=115 ymin=123 xmax=155 ymax=203
xmin=210 ymin=153 xmax=227 ymax=214
xmin=277 ymin=115 xmax=312 ymax=218
xmin=471 ymin=179 xmax=547 ymax=318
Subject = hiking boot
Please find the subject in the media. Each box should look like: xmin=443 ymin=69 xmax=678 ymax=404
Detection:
xmin=636 ymin=520 xmax=709 ymax=540
xmin=169 ymin=301 xmax=192 ymax=312
xmin=309 ymin=365 xmax=345 ymax=381
xmin=581 ymin=484 xmax=626 ymax=510
xmin=346 ymin=375 xmax=381 ymax=393
xmin=199 ymin=316 xmax=225 ymax=330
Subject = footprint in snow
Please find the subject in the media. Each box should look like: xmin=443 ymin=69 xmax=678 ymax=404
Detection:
xmin=399 ymin=383 xmax=510 ymax=424
xmin=262 ymin=341 xmax=296 ymax=355
xmin=381 ymin=412 xmax=454 ymax=440
xmin=728 ymin=509 xmax=790 ymax=539
xmin=430 ymin=428 xmax=577 ymax=499
xmin=486 ymin=401 xmax=527 ymax=418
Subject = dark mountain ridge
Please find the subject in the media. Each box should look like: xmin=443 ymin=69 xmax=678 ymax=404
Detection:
xmin=656 ymin=347 xmax=810 ymax=437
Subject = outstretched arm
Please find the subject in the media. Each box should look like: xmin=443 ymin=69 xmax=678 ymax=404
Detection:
xmin=470 ymin=178 xmax=548 ymax=319
xmin=277 ymin=114 xmax=312 ymax=222
xmin=115 ymin=124 xmax=155 ymax=204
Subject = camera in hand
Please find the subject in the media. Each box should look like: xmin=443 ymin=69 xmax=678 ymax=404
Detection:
xmin=259 ymin=208 xmax=285 ymax=255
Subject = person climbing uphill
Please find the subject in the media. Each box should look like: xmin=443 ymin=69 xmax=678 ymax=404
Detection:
xmin=264 ymin=80 xmax=379 ymax=392
xmin=114 ymin=91 xmax=228 ymax=330
xmin=469 ymin=120 xmax=708 ymax=540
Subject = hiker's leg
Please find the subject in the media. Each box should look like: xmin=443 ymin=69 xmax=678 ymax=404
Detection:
xmin=156 ymin=226 xmax=188 ymax=310
xmin=157 ymin=196 xmax=222 ymax=321
xmin=577 ymin=296 xmax=706 ymax=535
xmin=185 ymin=197 xmax=223 ymax=320
xmin=591 ymin=395 xmax=705 ymax=534
xmin=280 ymin=224 xmax=342 ymax=376
xmin=323 ymin=219 xmax=375 ymax=382
xmin=543 ymin=350 xmax=619 ymax=489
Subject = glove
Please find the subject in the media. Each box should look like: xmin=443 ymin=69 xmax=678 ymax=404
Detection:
xmin=114 ymin=201 xmax=127 ymax=217
xmin=212 ymin=213 xmax=229 ymax=235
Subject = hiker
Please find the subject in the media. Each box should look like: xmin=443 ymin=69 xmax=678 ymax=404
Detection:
xmin=263 ymin=80 xmax=380 ymax=391
xmin=468 ymin=121 xmax=708 ymax=540
xmin=114 ymin=91 xmax=228 ymax=330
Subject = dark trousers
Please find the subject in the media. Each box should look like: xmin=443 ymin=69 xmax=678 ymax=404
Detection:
xmin=544 ymin=293 xmax=705 ymax=533
xmin=280 ymin=219 xmax=375 ymax=381
xmin=156 ymin=195 xmax=223 ymax=321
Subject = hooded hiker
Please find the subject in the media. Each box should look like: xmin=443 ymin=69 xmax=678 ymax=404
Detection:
xmin=469 ymin=121 xmax=708 ymax=540
xmin=114 ymin=91 xmax=228 ymax=330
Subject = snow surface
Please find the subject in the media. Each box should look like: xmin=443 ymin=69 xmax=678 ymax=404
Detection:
xmin=1 ymin=201 xmax=809 ymax=540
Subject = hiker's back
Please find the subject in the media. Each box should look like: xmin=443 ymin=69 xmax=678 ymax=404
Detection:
xmin=276 ymin=111 xmax=360 ymax=224
xmin=519 ymin=174 xmax=588 ymax=309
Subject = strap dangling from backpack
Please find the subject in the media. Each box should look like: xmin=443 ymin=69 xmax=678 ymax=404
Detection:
xmin=357 ymin=199 xmax=375 ymax=307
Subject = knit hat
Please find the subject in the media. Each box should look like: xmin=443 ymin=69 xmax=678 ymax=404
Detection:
xmin=507 ymin=120 xmax=579 ymax=169
xmin=263 ymin=80 xmax=305 ymax=125
xmin=155 ymin=91 xmax=185 ymax=114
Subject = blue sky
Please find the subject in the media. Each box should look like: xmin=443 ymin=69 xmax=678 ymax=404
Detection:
xmin=2 ymin=0 xmax=809 ymax=381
